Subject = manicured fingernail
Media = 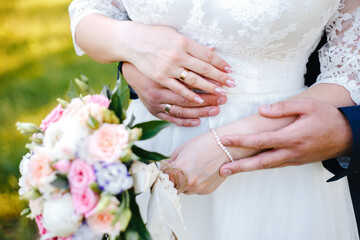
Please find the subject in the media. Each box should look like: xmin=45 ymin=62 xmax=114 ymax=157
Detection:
xmin=194 ymin=97 xmax=204 ymax=104
xmin=191 ymin=120 xmax=200 ymax=126
xmin=224 ymin=66 xmax=233 ymax=73
xmin=209 ymin=108 xmax=219 ymax=116
xmin=215 ymin=87 xmax=227 ymax=95
xmin=226 ymin=79 xmax=237 ymax=88
xmin=221 ymin=138 xmax=231 ymax=145
xmin=217 ymin=96 xmax=226 ymax=105
xmin=222 ymin=169 xmax=232 ymax=177
xmin=260 ymin=105 xmax=271 ymax=112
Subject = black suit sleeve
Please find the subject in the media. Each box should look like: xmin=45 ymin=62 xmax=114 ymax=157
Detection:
xmin=322 ymin=106 xmax=360 ymax=181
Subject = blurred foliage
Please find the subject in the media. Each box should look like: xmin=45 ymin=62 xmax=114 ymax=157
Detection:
xmin=0 ymin=0 xmax=118 ymax=238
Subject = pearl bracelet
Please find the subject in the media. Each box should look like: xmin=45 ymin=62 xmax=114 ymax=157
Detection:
xmin=210 ymin=128 xmax=234 ymax=162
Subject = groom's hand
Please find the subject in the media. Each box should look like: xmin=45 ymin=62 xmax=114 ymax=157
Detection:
xmin=219 ymin=99 xmax=353 ymax=176
xmin=123 ymin=62 xmax=227 ymax=127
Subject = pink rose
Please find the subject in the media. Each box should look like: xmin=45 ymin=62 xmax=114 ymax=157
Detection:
xmin=35 ymin=215 xmax=48 ymax=236
xmin=40 ymin=104 xmax=64 ymax=131
xmin=62 ymin=98 xmax=84 ymax=118
xmin=28 ymin=149 xmax=54 ymax=186
xmin=72 ymin=188 xmax=99 ymax=216
xmin=86 ymin=199 xmax=121 ymax=235
xmin=87 ymin=124 xmax=129 ymax=163
xmin=68 ymin=159 xmax=95 ymax=190
xmin=84 ymin=94 xmax=110 ymax=108
xmin=54 ymin=159 xmax=72 ymax=174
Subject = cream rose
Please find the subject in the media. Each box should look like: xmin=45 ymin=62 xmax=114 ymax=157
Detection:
xmin=87 ymin=124 xmax=129 ymax=163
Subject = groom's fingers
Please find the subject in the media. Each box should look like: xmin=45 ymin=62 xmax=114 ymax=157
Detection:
xmin=258 ymin=99 xmax=316 ymax=118
xmin=221 ymin=130 xmax=292 ymax=149
xmin=219 ymin=149 xmax=290 ymax=175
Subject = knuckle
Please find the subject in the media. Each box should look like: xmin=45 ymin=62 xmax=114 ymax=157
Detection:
xmin=178 ymin=96 xmax=188 ymax=106
xmin=177 ymin=36 xmax=188 ymax=48
xmin=200 ymin=63 xmax=211 ymax=75
xmin=254 ymin=138 xmax=265 ymax=149
xmin=174 ymin=108 xmax=184 ymax=118
xmin=205 ymin=51 xmax=215 ymax=63
xmin=185 ymin=74 xmax=198 ymax=86
xmin=259 ymin=158 xmax=271 ymax=169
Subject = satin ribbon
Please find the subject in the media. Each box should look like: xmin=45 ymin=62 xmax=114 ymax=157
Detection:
xmin=130 ymin=162 xmax=188 ymax=240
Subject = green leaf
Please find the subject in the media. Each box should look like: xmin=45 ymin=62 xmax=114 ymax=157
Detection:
xmin=127 ymin=114 xmax=136 ymax=128
xmin=109 ymin=90 xmax=124 ymax=123
xmin=133 ymin=121 xmax=170 ymax=140
xmin=80 ymin=74 xmax=89 ymax=83
xmin=87 ymin=115 xmax=100 ymax=129
xmin=101 ymin=85 xmax=113 ymax=100
xmin=67 ymin=80 xmax=78 ymax=99
xmin=131 ymin=145 xmax=168 ymax=162
xmin=20 ymin=208 xmax=31 ymax=217
xmin=116 ymin=73 xmax=130 ymax=111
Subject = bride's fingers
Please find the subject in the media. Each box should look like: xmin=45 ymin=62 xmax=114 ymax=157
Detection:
xmin=219 ymin=149 xmax=289 ymax=175
xmin=160 ymin=88 xmax=227 ymax=107
xmin=160 ymin=104 xmax=220 ymax=119
xmin=184 ymin=57 xmax=236 ymax=88
xmin=176 ymin=70 xmax=228 ymax=96
xmin=185 ymin=38 xmax=232 ymax=72
xmin=163 ymin=78 xmax=206 ymax=104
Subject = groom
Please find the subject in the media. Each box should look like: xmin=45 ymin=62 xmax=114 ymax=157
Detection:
xmin=121 ymin=34 xmax=360 ymax=234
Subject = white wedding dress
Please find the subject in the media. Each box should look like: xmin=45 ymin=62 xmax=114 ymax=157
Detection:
xmin=69 ymin=0 xmax=360 ymax=239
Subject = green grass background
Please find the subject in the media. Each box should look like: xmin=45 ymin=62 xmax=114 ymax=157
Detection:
xmin=0 ymin=0 xmax=118 ymax=238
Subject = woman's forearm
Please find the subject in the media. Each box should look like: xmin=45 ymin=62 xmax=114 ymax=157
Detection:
xmin=75 ymin=14 xmax=135 ymax=63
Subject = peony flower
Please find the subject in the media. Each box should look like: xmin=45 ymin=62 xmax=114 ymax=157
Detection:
xmin=94 ymin=162 xmax=133 ymax=194
xmin=40 ymin=104 xmax=64 ymax=131
xmin=68 ymin=159 xmax=96 ymax=190
xmin=35 ymin=215 xmax=48 ymax=236
xmin=86 ymin=197 xmax=121 ymax=236
xmin=71 ymin=188 xmax=99 ymax=216
xmin=83 ymin=94 xmax=110 ymax=108
xmin=43 ymin=117 xmax=89 ymax=160
xmin=87 ymin=124 xmax=129 ymax=163
xmin=27 ymin=148 xmax=55 ymax=187
xmin=53 ymin=159 xmax=72 ymax=174
xmin=42 ymin=193 xmax=82 ymax=237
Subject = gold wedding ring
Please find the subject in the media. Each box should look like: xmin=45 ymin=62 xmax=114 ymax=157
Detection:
xmin=164 ymin=104 xmax=173 ymax=115
xmin=179 ymin=69 xmax=189 ymax=81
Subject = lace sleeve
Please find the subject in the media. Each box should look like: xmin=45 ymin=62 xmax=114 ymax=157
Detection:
xmin=68 ymin=0 xmax=129 ymax=56
xmin=315 ymin=0 xmax=360 ymax=104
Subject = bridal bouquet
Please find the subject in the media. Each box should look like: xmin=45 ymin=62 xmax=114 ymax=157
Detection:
xmin=16 ymin=75 xmax=184 ymax=240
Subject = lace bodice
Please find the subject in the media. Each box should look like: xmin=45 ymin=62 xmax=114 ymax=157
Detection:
xmin=69 ymin=0 xmax=360 ymax=103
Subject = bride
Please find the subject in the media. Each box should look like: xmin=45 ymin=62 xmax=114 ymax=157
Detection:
xmin=69 ymin=0 xmax=360 ymax=239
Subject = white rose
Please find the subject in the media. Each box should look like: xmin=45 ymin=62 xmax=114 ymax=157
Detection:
xmin=43 ymin=117 xmax=90 ymax=160
xmin=42 ymin=193 xmax=82 ymax=237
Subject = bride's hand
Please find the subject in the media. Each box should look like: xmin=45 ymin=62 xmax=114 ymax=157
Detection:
xmin=123 ymin=62 xmax=227 ymax=127
xmin=162 ymin=132 xmax=229 ymax=195
xmin=122 ymin=23 xmax=235 ymax=104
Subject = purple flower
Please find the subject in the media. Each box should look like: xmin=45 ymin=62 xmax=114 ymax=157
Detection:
xmin=93 ymin=162 xmax=133 ymax=194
